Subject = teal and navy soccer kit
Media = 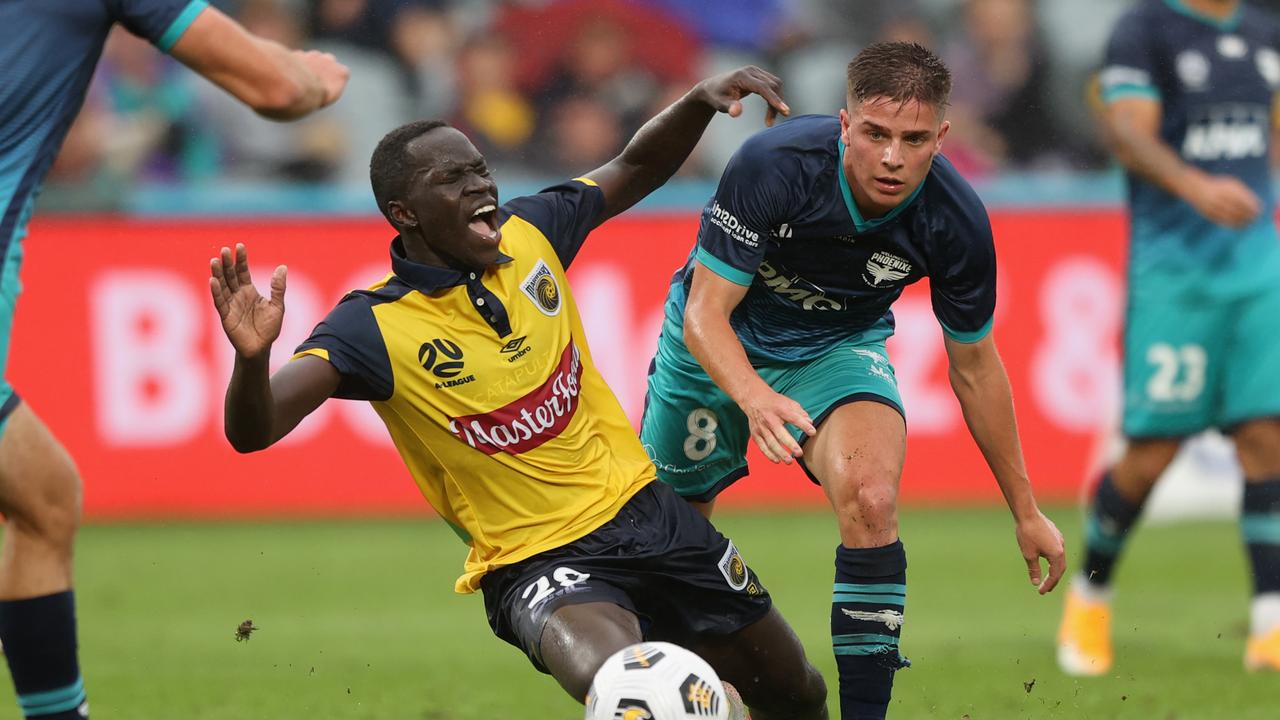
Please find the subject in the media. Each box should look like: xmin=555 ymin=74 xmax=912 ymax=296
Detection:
xmin=0 ymin=0 xmax=207 ymax=433
xmin=1101 ymin=0 xmax=1280 ymax=438
xmin=1085 ymin=0 xmax=1280 ymax=615
xmin=639 ymin=114 xmax=998 ymax=720
xmin=0 ymin=2 xmax=206 ymax=718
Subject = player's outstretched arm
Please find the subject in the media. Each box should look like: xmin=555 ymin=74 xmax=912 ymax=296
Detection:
xmin=943 ymin=334 xmax=1066 ymax=594
xmin=209 ymin=244 xmax=339 ymax=453
xmin=171 ymin=5 xmax=349 ymax=121
xmin=585 ymin=66 xmax=790 ymax=223
xmin=684 ymin=262 xmax=814 ymax=465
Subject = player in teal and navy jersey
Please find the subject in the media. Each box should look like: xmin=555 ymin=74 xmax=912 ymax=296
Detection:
xmin=640 ymin=42 xmax=1066 ymax=720
xmin=0 ymin=3 xmax=348 ymax=717
xmin=1058 ymin=0 xmax=1280 ymax=676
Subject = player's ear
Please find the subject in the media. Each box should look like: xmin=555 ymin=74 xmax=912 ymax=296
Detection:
xmin=388 ymin=200 xmax=418 ymax=229
xmin=934 ymin=120 xmax=951 ymax=155
xmin=839 ymin=107 xmax=852 ymax=144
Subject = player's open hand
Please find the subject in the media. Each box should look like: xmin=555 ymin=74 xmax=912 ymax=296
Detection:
xmin=1190 ymin=173 xmax=1262 ymax=228
xmin=741 ymin=387 xmax=816 ymax=464
xmin=209 ymin=244 xmax=286 ymax=360
xmin=695 ymin=66 xmax=791 ymax=128
xmin=1015 ymin=509 xmax=1066 ymax=595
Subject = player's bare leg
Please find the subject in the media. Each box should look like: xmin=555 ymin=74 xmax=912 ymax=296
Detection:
xmin=0 ymin=401 xmax=88 ymax=718
xmin=1059 ymin=437 xmax=1180 ymax=676
xmin=805 ymin=400 xmax=907 ymax=720
xmin=1232 ymin=418 xmax=1280 ymax=671
xmin=537 ymin=601 xmax=643 ymax=702
xmin=693 ymin=606 xmax=828 ymax=719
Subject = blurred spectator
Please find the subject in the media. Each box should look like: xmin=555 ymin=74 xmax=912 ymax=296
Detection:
xmin=941 ymin=0 xmax=1069 ymax=175
xmin=532 ymin=14 xmax=661 ymax=135
xmin=201 ymin=0 xmax=347 ymax=182
xmin=495 ymin=0 xmax=700 ymax=178
xmin=451 ymin=34 xmax=536 ymax=172
xmin=311 ymin=0 xmax=458 ymax=116
xmin=94 ymin=28 xmax=219 ymax=181
xmin=639 ymin=0 xmax=793 ymax=54
xmin=540 ymin=97 xmax=625 ymax=176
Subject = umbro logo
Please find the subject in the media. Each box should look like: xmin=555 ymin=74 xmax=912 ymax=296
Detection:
xmin=500 ymin=335 xmax=532 ymax=363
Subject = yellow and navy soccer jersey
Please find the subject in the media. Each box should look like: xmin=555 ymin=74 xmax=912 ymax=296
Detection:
xmin=1 ymin=0 xmax=207 ymax=254
xmin=294 ymin=179 xmax=655 ymax=593
xmin=1100 ymin=0 xmax=1280 ymax=297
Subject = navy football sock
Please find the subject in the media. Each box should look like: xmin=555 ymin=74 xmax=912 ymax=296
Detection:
xmin=0 ymin=591 xmax=88 ymax=719
xmin=1082 ymin=472 xmax=1144 ymax=588
xmin=832 ymin=541 xmax=908 ymax=720
xmin=1242 ymin=478 xmax=1280 ymax=596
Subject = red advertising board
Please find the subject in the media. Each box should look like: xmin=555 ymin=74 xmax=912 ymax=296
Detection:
xmin=12 ymin=212 xmax=1126 ymax=519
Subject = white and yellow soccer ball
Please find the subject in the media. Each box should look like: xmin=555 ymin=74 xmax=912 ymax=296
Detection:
xmin=584 ymin=642 xmax=729 ymax=720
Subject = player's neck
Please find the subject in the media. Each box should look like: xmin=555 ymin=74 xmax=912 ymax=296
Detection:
xmin=1176 ymin=0 xmax=1240 ymax=22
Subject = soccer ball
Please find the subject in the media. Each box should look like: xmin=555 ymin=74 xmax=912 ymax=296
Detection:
xmin=584 ymin=641 xmax=729 ymax=719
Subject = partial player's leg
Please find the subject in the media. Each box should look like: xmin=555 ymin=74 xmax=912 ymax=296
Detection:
xmin=1215 ymin=280 xmax=1280 ymax=671
xmin=538 ymin=601 xmax=643 ymax=700
xmin=1057 ymin=437 xmax=1180 ymax=677
xmin=804 ymin=400 xmax=908 ymax=720
xmin=1233 ymin=419 xmax=1280 ymax=671
xmin=0 ymin=233 xmax=89 ymax=720
xmin=0 ymin=401 xmax=88 ymax=720
xmin=692 ymin=607 xmax=828 ymax=719
xmin=1059 ymin=280 xmax=1223 ymax=676
xmin=640 ymin=323 xmax=754 ymax=506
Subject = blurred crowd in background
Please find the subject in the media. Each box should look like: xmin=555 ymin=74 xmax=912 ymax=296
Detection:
xmin=47 ymin=0 xmax=1280 ymax=199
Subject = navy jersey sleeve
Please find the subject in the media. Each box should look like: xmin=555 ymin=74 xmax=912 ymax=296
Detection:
xmin=501 ymin=178 xmax=606 ymax=269
xmin=1098 ymin=6 xmax=1160 ymax=104
xmin=928 ymin=182 xmax=996 ymax=343
xmin=695 ymin=134 xmax=794 ymax=285
xmin=107 ymin=0 xmax=208 ymax=52
xmin=294 ymin=294 xmax=394 ymax=401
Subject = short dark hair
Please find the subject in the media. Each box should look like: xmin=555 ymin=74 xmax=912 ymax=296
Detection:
xmin=369 ymin=119 xmax=451 ymax=223
xmin=846 ymin=42 xmax=952 ymax=111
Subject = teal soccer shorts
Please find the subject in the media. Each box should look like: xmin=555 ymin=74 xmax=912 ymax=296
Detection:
xmin=1123 ymin=278 xmax=1280 ymax=437
xmin=640 ymin=320 xmax=904 ymax=501
xmin=0 ymin=236 xmax=22 ymax=433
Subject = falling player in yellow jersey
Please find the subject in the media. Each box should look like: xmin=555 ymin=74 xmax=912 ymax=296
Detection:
xmin=207 ymin=67 xmax=828 ymax=717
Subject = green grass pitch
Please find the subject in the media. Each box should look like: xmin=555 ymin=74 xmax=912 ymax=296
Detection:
xmin=2 ymin=506 xmax=1276 ymax=718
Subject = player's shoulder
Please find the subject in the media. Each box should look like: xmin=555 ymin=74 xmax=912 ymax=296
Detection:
xmin=325 ymin=276 xmax=411 ymax=323
xmin=924 ymin=155 xmax=987 ymax=216
xmin=921 ymin=155 xmax=992 ymax=241
xmin=735 ymin=115 xmax=838 ymax=169
xmin=1107 ymin=0 xmax=1166 ymax=40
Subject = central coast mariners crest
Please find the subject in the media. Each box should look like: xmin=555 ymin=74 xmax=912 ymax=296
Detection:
xmin=521 ymin=259 xmax=562 ymax=316
xmin=718 ymin=541 xmax=749 ymax=591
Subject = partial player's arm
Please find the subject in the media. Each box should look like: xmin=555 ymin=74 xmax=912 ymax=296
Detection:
xmin=1103 ymin=97 xmax=1259 ymax=227
xmin=209 ymin=244 xmax=339 ymax=452
xmin=944 ymin=334 xmax=1066 ymax=594
xmin=684 ymin=263 xmax=815 ymax=465
xmin=585 ymin=66 xmax=789 ymax=223
xmin=169 ymin=5 xmax=348 ymax=121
